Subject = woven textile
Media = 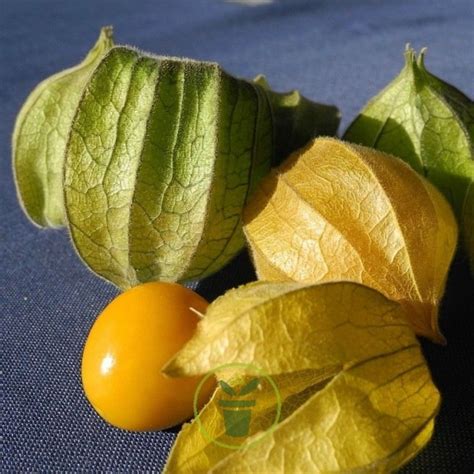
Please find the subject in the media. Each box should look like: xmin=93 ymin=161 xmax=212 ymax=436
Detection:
xmin=1 ymin=0 xmax=473 ymax=471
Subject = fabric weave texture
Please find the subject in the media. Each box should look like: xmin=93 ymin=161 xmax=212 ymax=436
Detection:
xmin=1 ymin=0 xmax=473 ymax=471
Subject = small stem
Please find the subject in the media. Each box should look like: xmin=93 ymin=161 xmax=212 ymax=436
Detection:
xmin=189 ymin=306 xmax=205 ymax=318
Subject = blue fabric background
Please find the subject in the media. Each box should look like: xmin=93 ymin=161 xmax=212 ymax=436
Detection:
xmin=1 ymin=0 xmax=473 ymax=471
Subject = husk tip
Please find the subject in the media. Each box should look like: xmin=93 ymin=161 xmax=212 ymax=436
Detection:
xmin=404 ymin=44 xmax=428 ymax=72
xmin=253 ymin=74 xmax=270 ymax=90
xmin=100 ymin=25 xmax=114 ymax=40
xmin=417 ymin=47 xmax=428 ymax=69
xmin=404 ymin=43 xmax=416 ymax=65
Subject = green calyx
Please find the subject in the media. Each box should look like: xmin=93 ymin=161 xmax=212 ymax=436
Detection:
xmin=64 ymin=46 xmax=275 ymax=288
xmin=63 ymin=46 xmax=338 ymax=288
xmin=13 ymin=30 xmax=339 ymax=288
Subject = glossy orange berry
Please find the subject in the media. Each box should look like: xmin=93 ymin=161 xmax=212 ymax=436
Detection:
xmin=81 ymin=282 xmax=215 ymax=431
